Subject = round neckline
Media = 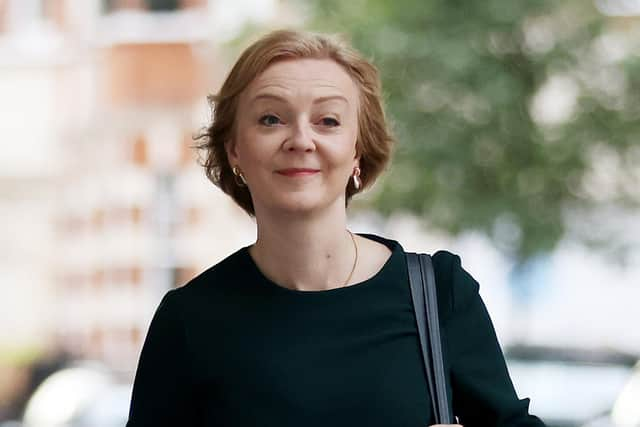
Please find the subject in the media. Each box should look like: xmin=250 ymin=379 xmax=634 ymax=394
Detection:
xmin=240 ymin=233 xmax=401 ymax=296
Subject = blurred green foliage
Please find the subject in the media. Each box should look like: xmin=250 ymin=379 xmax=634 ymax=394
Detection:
xmin=301 ymin=0 xmax=640 ymax=263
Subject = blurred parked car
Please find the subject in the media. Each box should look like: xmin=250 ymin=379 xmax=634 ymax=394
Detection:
xmin=505 ymin=345 xmax=638 ymax=427
xmin=581 ymin=360 xmax=640 ymax=427
xmin=19 ymin=361 xmax=131 ymax=427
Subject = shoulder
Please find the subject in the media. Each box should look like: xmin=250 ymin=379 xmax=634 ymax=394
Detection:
xmin=363 ymin=233 xmax=481 ymax=319
xmin=163 ymin=246 xmax=249 ymax=304
xmin=430 ymin=250 xmax=482 ymax=321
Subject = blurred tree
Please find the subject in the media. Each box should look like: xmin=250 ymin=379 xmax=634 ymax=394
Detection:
xmin=299 ymin=0 xmax=640 ymax=263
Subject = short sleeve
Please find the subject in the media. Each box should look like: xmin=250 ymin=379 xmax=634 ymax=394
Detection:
xmin=126 ymin=289 xmax=199 ymax=426
xmin=442 ymin=253 xmax=546 ymax=427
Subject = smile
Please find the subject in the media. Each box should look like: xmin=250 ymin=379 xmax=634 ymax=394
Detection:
xmin=275 ymin=169 xmax=320 ymax=177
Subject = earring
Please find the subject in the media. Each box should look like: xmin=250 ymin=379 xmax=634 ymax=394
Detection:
xmin=232 ymin=166 xmax=247 ymax=186
xmin=352 ymin=167 xmax=361 ymax=191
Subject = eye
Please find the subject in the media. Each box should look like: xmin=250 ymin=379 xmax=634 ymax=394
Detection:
xmin=319 ymin=117 xmax=340 ymax=127
xmin=258 ymin=114 xmax=282 ymax=127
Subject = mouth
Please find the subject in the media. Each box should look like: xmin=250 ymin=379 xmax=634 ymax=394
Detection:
xmin=275 ymin=168 xmax=321 ymax=177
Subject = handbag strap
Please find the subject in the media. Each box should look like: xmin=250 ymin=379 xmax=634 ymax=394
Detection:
xmin=406 ymin=252 xmax=453 ymax=424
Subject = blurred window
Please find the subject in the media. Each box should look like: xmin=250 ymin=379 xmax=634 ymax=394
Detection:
xmin=182 ymin=0 xmax=206 ymax=7
xmin=93 ymin=268 xmax=105 ymax=291
xmin=0 ymin=0 xmax=7 ymax=33
xmin=131 ymin=204 xmax=143 ymax=224
xmin=148 ymin=0 xmax=179 ymax=10
xmin=102 ymin=0 xmax=181 ymax=12
xmin=132 ymin=134 xmax=148 ymax=166
xmin=42 ymin=0 xmax=65 ymax=28
xmin=131 ymin=265 xmax=142 ymax=286
xmin=92 ymin=207 xmax=105 ymax=229
xmin=102 ymin=0 xmax=145 ymax=11
xmin=130 ymin=325 xmax=141 ymax=345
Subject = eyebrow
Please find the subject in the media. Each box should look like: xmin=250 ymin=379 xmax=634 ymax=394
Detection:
xmin=251 ymin=93 xmax=350 ymax=105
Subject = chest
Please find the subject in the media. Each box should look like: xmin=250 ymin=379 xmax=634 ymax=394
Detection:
xmin=190 ymin=290 xmax=433 ymax=426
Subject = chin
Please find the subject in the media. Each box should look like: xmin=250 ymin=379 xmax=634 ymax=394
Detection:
xmin=258 ymin=194 xmax=340 ymax=217
xmin=277 ymin=199 xmax=325 ymax=215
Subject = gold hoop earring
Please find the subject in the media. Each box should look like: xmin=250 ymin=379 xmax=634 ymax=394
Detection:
xmin=352 ymin=167 xmax=361 ymax=191
xmin=232 ymin=166 xmax=247 ymax=186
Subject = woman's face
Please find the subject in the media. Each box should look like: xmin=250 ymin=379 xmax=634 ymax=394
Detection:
xmin=228 ymin=58 xmax=360 ymax=217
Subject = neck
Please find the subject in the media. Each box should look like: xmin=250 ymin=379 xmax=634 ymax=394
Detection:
xmin=249 ymin=201 xmax=357 ymax=292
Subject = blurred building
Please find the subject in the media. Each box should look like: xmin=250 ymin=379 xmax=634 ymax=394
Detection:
xmin=0 ymin=0 xmax=266 ymax=379
xmin=51 ymin=0 xmax=262 ymax=374
xmin=0 ymin=0 xmax=68 ymax=362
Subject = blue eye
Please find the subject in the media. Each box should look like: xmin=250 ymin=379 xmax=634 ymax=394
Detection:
xmin=320 ymin=117 xmax=340 ymax=127
xmin=259 ymin=114 xmax=281 ymax=126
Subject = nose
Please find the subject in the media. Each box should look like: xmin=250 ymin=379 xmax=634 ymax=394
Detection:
xmin=282 ymin=119 xmax=316 ymax=152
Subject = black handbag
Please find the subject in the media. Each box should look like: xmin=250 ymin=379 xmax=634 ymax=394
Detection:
xmin=406 ymin=252 xmax=454 ymax=424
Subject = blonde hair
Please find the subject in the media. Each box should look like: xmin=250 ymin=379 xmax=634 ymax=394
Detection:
xmin=195 ymin=29 xmax=395 ymax=216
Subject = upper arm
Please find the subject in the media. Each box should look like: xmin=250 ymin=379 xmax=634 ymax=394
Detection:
xmin=439 ymin=253 xmax=545 ymax=427
xmin=126 ymin=289 xmax=199 ymax=426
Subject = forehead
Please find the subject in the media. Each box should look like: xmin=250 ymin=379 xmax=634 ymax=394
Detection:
xmin=245 ymin=58 xmax=359 ymax=101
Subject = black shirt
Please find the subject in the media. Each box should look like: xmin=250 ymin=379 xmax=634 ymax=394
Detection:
xmin=126 ymin=234 xmax=545 ymax=427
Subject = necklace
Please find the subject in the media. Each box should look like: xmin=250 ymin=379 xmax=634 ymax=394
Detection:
xmin=343 ymin=230 xmax=358 ymax=286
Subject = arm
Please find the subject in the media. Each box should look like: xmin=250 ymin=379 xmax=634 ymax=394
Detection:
xmin=126 ymin=289 xmax=199 ymax=427
xmin=442 ymin=254 xmax=545 ymax=427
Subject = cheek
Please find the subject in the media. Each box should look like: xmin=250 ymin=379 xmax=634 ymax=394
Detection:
xmin=235 ymin=127 xmax=270 ymax=162
xmin=340 ymin=124 xmax=359 ymax=158
xmin=321 ymin=149 xmax=357 ymax=181
xmin=330 ymin=133 xmax=359 ymax=164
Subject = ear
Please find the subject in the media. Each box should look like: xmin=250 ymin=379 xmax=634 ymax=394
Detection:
xmin=353 ymin=137 xmax=361 ymax=166
xmin=225 ymin=139 xmax=239 ymax=166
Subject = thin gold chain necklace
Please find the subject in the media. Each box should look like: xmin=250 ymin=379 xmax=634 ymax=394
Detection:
xmin=343 ymin=230 xmax=358 ymax=286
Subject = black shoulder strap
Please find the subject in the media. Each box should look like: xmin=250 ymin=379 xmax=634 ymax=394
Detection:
xmin=406 ymin=252 xmax=453 ymax=424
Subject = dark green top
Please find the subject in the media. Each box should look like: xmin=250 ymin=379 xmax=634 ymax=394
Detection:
xmin=127 ymin=234 xmax=545 ymax=427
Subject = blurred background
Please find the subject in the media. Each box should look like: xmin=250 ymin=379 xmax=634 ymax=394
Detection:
xmin=1 ymin=0 xmax=639 ymax=426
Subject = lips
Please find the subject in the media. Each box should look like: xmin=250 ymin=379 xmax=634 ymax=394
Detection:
xmin=276 ymin=168 xmax=320 ymax=177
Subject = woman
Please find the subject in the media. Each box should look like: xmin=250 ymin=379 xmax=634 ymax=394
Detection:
xmin=126 ymin=29 xmax=545 ymax=427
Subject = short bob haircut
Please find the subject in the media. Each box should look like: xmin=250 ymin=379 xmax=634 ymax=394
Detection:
xmin=195 ymin=29 xmax=395 ymax=216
